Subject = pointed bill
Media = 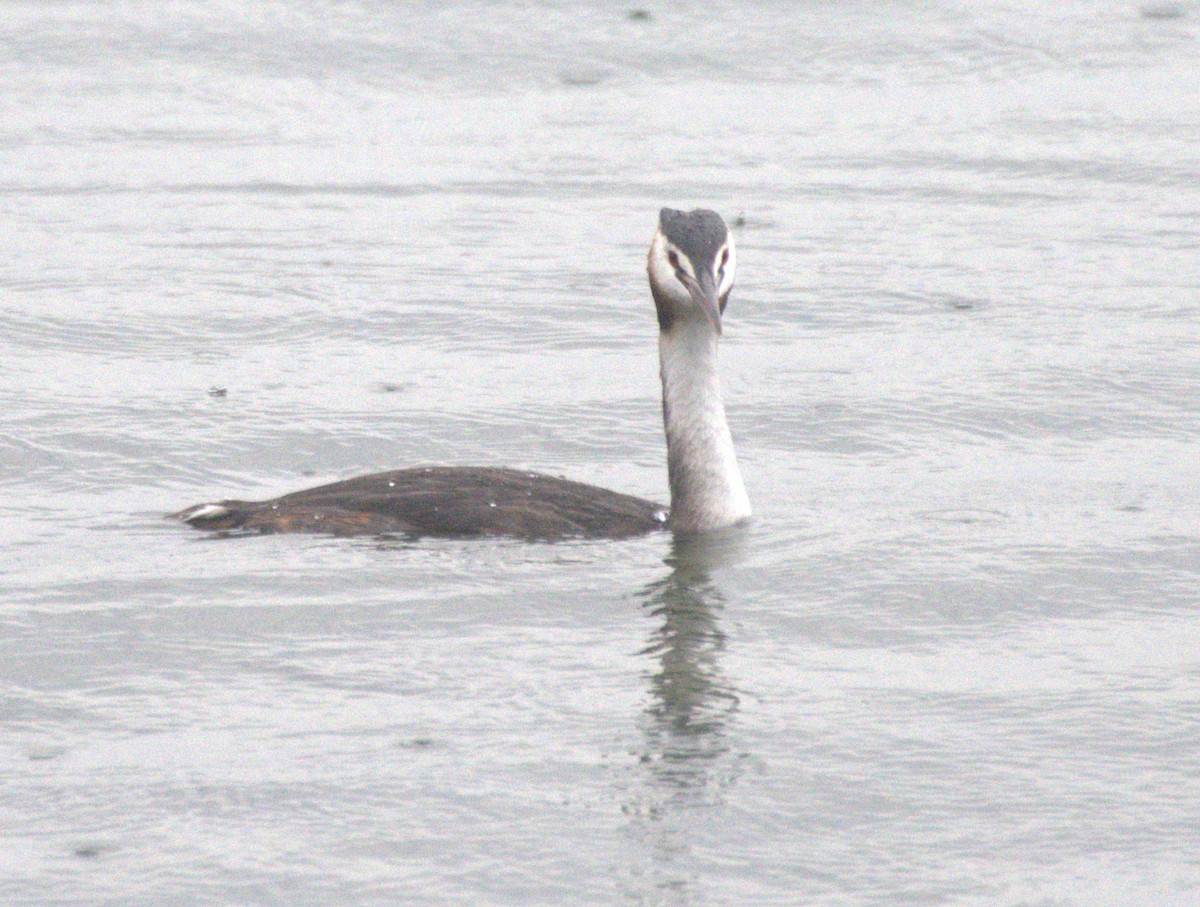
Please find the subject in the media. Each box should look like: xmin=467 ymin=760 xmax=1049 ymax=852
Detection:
xmin=681 ymin=265 xmax=723 ymax=335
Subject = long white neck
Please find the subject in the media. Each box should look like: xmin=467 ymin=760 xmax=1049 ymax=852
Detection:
xmin=659 ymin=320 xmax=751 ymax=532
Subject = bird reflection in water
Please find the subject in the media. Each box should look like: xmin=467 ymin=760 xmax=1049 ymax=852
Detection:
xmin=638 ymin=531 xmax=744 ymax=789
xmin=622 ymin=528 xmax=748 ymax=897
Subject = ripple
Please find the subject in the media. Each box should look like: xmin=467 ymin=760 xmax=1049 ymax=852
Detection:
xmin=915 ymin=508 xmax=1009 ymax=525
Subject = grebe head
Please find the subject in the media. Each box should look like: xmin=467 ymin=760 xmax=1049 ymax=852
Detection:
xmin=647 ymin=207 xmax=736 ymax=335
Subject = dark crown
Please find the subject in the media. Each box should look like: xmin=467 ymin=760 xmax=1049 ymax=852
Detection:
xmin=659 ymin=208 xmax=727 ymax=266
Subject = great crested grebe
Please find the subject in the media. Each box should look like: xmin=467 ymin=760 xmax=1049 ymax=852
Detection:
xmin=174 ymin=208 xmax=750 ymax=540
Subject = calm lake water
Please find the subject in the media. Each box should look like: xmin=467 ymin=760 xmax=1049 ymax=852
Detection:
xmin=2 ymin=1 xmax=1199 ymax=904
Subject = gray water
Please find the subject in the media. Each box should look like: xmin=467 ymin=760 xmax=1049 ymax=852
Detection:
xmin=2 ymin=1 xmax=1199 ymax=904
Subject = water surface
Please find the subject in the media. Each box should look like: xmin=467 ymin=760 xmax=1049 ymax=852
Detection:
xmin=2 ymin=1 xmax=1199 ymax=904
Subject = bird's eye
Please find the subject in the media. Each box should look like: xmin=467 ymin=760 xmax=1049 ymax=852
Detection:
xmin=667 ymin=250 xmax=681 ymax=271
xmin=720 ymin=248 xmax=729 ymax=268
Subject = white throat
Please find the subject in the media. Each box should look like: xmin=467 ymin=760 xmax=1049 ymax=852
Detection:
xmin=659 ymin=319 xmax=751 ymax=532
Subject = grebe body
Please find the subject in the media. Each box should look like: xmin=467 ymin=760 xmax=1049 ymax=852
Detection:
xmin=175 ymin=467 xmax=667 ymax=539
xmin=175 ymin=208 xmax=749 ymax=540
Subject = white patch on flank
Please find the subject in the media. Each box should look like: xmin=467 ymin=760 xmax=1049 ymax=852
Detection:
xmin=185 ymin=503 xmax=230 ymax=521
